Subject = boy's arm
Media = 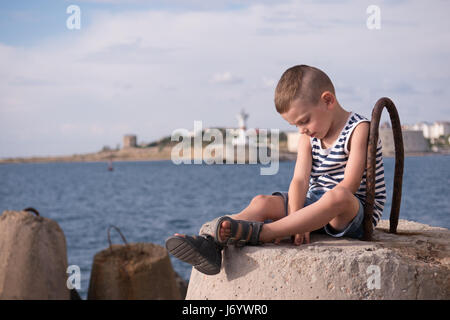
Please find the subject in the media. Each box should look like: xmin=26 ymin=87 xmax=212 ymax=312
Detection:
xmin=338 ymin=122 xmax=370 ymax=193
xmin=288 ymin=133 xmax=312 ymax=215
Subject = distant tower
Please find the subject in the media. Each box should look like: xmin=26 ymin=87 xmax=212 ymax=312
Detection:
xmin=236 ymin=109 xmax=249 ymax=130
xmin=233 ymin=109 xmax=249 ymax=146
xmin=123 ymin=134 xmax=137 ymax=149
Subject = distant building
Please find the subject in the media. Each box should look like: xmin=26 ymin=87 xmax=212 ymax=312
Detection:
xmin=410 ymin=122 xmax=432 ymax=139
xmin=285 ymin=128 xmax=430 ymax=156
xmin=123 ymin=134 xmax=137 ymax=149
xmin=379 ymin=128 xmax=429 ymax=155
xmin=380 ymin=121 xmax=391 ymax=129
xmin=430 ymin=121 xmax=450 ymax=140
xmin=409 ymin=121 xmax=450 ymax=142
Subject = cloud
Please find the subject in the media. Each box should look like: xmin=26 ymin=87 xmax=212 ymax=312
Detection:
xmin=59 ymin=122 xmax=131 ymax=137
xmin=80 ymin=38 xmax=177 ymax=65
xmin=211 ymin=72 xmax=243 ymax=84
xmin=60 ymin=123 xmax=79 ymax=134
xmin=262 ymin=77 xmax=276 ymax=89
xmin=380 ymin=79 xmax=421 ymax=95
xmin=8 ymin=76 xmax=56 ymax=87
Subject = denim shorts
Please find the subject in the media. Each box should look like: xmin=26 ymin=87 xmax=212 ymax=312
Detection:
xmin=272 ymin=189 xmax=364 ymax=239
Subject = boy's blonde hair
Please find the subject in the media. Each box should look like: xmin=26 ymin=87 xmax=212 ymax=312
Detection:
xmin=274 ymin=65 xmax=336 ymax=114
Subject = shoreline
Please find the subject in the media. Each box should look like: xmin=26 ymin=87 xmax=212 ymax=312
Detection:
xmin=0 ymin=145 xmax=298 ymax=164
xmin=0 ymin=149 xmax=448 ymax=165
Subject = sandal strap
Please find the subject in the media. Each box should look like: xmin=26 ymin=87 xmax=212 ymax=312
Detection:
xmin=235 ymin=220 xmax=252 ymax=247
xmin=245 ymin=221 xmax=264 ymax=246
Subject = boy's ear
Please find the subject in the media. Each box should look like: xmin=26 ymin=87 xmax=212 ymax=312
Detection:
xmin=320 ymin=91 xmax=335 ymax=107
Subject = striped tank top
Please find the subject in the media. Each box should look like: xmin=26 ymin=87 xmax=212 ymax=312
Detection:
xmin=309 ymin=112 xmax=386 ymax=227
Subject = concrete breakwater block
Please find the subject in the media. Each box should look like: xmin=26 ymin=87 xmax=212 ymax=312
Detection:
xmin=186 ymin=218 xmax=449 ymax=300
xmin=88 ymin=242 xmax=182 ymax=300
xmin=0 ymin=210 xmax=70 ymax=299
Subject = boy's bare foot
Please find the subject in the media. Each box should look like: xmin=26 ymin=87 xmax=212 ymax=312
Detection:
xmin=218 ymin=220 xmax=231 ymax=242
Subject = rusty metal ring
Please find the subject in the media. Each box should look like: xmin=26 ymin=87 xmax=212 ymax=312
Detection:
xmin=363 ymin=97 xmax=404 ymax=241
xmin=107 ymin=225 xmax=129 ymax=252
xmin=23 ymin=207 xmax=40 ymax=216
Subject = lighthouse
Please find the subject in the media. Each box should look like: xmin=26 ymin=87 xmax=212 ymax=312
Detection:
xmin=233 ymin=109 xmax=249 ymax=146
xmin=237 ymin=109 xmax=248 ymax=130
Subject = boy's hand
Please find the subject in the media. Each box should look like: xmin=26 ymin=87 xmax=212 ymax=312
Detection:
xmin=293 ymin=232 xmax=310 ymax=245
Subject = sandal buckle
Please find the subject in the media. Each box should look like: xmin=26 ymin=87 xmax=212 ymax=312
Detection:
xmin=227 ymin=237 xmax=236 ymax=245
xmin=236 ymin=239 xmax=247 ymax=247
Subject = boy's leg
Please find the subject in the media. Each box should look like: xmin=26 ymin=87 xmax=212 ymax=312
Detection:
xmin=259 ymin=186 xmax=360 ymax=243
xmin=232 ymin=194 xmax=286 ymax=221
xmin=217 ymin=194 xmax=286 ymax=242
xmin=174 ymin=194 xmax=285 ymax=239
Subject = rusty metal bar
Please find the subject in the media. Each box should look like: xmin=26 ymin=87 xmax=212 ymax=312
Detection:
xmin=23 ymin=207 xmax=40 ymax=216
xmin=107 ymin=225 xmax=129 ymax=253
xmin=362 ymin=97 xmax=404 ymax=241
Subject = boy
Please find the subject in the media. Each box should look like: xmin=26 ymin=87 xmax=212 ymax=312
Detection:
xmin=166 ymin=65 xmax=386 ymax=276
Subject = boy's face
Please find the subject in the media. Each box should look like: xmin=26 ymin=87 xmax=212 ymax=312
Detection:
xmin=281 ymin=94 xmax=333 ymax=139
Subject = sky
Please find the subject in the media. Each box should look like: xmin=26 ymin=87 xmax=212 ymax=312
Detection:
xmin=0 ymin=0 xmax=449 ymax=158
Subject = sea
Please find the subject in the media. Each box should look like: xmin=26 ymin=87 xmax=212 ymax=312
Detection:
xmin=0 ymin=155 xmax=449 ymax=299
